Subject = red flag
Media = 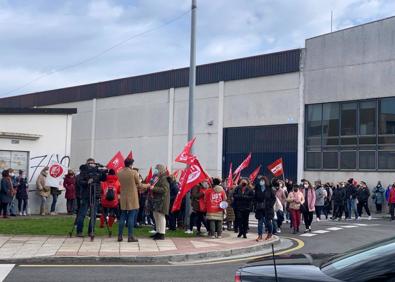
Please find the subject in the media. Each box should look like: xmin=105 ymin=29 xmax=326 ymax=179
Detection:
xmin=106 ymin=151 xmax=125 ymax=174
xmin=267 ymin=158 xmax=284 ymax=177
xmin=227 ymin=163 xmax=233 ymax=188
xmin=126 ymin=150 xmax=133 ymax=160
xmin=145 ymin=167 xmax=153 ymax=183
xmin=171 ymin=158 xmax=210 ymax=212
xmin=175 ymin=137 xmax=196 ymax=164
xmin=234 ymin=153 xmax=252 ymax=176
xmin=249 ymin=165 xmax=261 ymax=183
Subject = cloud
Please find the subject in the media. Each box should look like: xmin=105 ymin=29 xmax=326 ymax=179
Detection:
xmin=0 ymin=0 xmax=394 ymax=98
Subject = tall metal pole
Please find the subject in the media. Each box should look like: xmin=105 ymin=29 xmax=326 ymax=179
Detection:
xmin=185 ymin=0 xmax=197 ymax=230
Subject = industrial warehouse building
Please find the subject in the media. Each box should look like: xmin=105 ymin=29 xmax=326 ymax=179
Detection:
xmin=1 ymin=16 xmax=395 ymax=196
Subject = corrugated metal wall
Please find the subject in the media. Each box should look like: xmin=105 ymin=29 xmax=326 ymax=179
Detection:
xmin=223 ymin=124 xmax=298 ymax=182
xmin=0 ymin=49 xmax=301 ymax=108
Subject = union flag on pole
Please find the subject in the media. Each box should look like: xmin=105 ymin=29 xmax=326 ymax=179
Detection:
xmin=249 ymin=165 xmax=261 ymax=183
xmin=233 ymin=153 xmax=252 ymax=176
xmin=267 ymin=158 xmax=284 ymax=177
xmin=227 ymin=163 xmax=233 ymax=188
xmin=145 ymin=167 xmax=153 ymax=183
xmin=171 ymin=158 xmax=210 ymax=212
xmin=106 ymin=151 xmax=125 ymax=174
xmin=175 ymin=137 xmax=196 ymax=164
xmin=126 ymin=150 xmax=133 ymax=160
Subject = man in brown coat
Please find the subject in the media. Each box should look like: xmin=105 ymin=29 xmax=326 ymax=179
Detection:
xmin=117 ymin=158 xmax=149 ymax=242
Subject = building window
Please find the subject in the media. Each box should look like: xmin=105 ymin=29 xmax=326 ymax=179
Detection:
xmin=341 ymin=103 xmax=357 ymax=136
xmin=305 ymin=97 xmax=395 ymax=171
xmin=0 ymin=151 xmax=29 ymax=173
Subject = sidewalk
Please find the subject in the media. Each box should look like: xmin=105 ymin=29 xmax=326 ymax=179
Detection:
xmin=0 ymin=232 xmax=281 ymax=264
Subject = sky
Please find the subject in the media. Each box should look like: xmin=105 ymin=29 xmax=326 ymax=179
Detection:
xmin=0 ymin=0 xmax=394 ymax=98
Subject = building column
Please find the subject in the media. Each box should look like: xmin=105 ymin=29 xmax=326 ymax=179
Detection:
xmin=297 ymin=50 xmax=305 ymax=182
xmin=90 ymin=98 xmax=97 ymax=158
xmin=167 ymin=88 xmax=175 ymax=171
xmin=65 ymin=114 xmax=72 ymax=158
xmin=217 ymin=81 xmax=225 ymax=177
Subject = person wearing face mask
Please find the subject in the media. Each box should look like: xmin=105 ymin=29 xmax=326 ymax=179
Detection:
xmin=16 ymin=170 xmax=29 ymax=216
xmin=287 ymin=184 xmax=305 ymax=234
xmin=332 ymin=182 xmax=346 ymax=221
xmin=301 ymin=180 xmax=316 ymax=232
xmin=357 ymin=181 xmax=371 ymax=220
xmin=36 ymin=167 xmax=50 ymax=216
xmin=372 ymin=181 xmax=385 ymax=214
xmin=233 ymin=178 xmax=254 ymax=238
xmin=187 ymin=182 xmax=209 ymax=235
xmin=7 ymin=169 xmax=17 ymax=216
xmin=254 ymin=176 xmax=276 ymax=241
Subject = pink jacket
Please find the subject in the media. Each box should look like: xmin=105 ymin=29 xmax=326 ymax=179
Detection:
xmin=304 ymin=188 xmax=316 ymax=212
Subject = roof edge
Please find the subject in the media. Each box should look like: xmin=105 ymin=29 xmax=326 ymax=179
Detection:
xmin=0 ymin=108 xmax=77 ymax=115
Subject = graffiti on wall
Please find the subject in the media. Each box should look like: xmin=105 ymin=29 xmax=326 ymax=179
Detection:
xmin=29 ymin=154 xmax=70 ymax=183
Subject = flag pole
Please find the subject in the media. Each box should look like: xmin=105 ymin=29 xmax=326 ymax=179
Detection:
xmin=185 ymin=0 xmax=197 ymax=230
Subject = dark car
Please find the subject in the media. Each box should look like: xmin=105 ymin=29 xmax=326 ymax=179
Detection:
xmin=235 ymin=237 xmax=395 ymax=281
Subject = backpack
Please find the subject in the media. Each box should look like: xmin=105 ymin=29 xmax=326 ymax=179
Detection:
xmin=105 ymin=185 xmax=115 ymax=201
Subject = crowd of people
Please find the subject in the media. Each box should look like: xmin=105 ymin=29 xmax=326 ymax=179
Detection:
xmin=1 ymin=160 xmax=395 ymax=244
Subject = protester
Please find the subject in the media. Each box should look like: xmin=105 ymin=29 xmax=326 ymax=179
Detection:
xmin=332 ymin=182 xmax=346 ymax=221
xmin=49 ymin=184 xmax=61 ymax=215
xmin=357 ymin=181 xmax=371 ymax=220
xmin=167 ymin=175 xmax=179 ymax=231
xmin=150 ymin=164 xmax=170 ymax=240
xmin=225 ymin=182 xmax=236 ymax=231
xmin=302 ymin=180 xmax=316 ymax=232
xmin=7 ymin=169 xmax=17 ymax=216
xmin=36 ymin=167 xmax=50 ymax=216
xmin=315 ymin=181 xmax=327 ymax=221
xmin=100 ymin=169 xmax=120 ymax=229
xmin=287 ymin=184 xmax=304 ymax=234
xmin=372 ymin=181 xmax=385 ymax=214
xmin=346 ymin=178 xmax=359 ymax=220
xmin=15 ymin=170 xmax=28 ymax=216
xmin=389 ymin=183 xmax=395 ymax=221
xmin=205 ymin=183 xmax=227 ymax=239
xmin=233 ymin=178 xmax=254 ymax=239
xmin=254 ymin=176 xmax=276 ymax=241
xmin=117 ymin=158 xmax=149 ymax=242
xmin=323 ymin=183 xmax=333 ymax=219
xmin=1 ymin=170 xmax=14 ymax=218
xmin=64 ymin=170 xmax=76 ymax=215
xmin=187 ymin=183 xmax=208 ymax=235
xmin=273 ymin=195 xmax=284 ymax=234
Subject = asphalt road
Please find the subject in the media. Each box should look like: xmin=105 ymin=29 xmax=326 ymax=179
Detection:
xmin=3 ymin=216 xmax=394 ymax=282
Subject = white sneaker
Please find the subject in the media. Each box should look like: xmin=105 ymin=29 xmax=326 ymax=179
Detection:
xmin=149 ymin=230 xmax=157 ymax=234
xmin=50 ymin=212 xmax=57 ymax=216
xmin=316 ymin=218 xmax=320 ymax=222
xmin=277 ymin=228 xmax=281 ymax=233
xmin=368 ymin=216 xmax=372 ymax=220
xmin=23 ymin=212 xmax=27 ymax=216
xmin=19 ymin=212 xmax=22 ymax=216
xmin=185 ymin=230 xmax=193 ymax=234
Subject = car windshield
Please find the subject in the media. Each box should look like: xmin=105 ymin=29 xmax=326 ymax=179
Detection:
xmin=321 ymin=237 xmax=395 ymax=275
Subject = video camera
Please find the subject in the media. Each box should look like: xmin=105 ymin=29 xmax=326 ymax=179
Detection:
xmin=84 ymin=163 xmax=108 ymax=199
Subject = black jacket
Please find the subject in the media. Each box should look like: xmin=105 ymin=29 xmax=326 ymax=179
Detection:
xmin=332 ymin=187 xmax=346 ymax=205
xmin=357 ymin=187 xmax=370 ymax=202
xmin=346 ymin=184 xmax=358 ymax=199
xmin=254 ymin=184 xmax=276 ymax=220
xmin=233 ymin=185 xmax=254 ymax=211
xmin=77 ymin=165 xmax=106 ymax=200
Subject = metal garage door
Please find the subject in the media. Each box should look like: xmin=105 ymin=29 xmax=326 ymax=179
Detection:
xmin=223 ymin=124 xmax=298 ymax=182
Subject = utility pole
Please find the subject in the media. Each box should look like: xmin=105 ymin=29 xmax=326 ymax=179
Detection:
xmin=331 ymin=10 xmax=333 ymax=32
xmin=185 ymin=0 xmax=197 ymax=230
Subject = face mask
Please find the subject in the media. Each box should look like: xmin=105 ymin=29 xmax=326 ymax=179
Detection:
xmin=153 ymin=168 xmax=159 ymax=176
xmin=259 ymin=180 xmax=265 ymax=186
xmin=279 ymin=183 xmax=284 ymax=188
xmin=304 ymin=184 xmax=308 ymax=188
xmin=10 ymin=173 xmax=14 ymax=177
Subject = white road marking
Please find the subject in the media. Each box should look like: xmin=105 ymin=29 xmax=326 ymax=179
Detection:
xmin=342 ymin=225 xmax=358 ymax=228
xmin=326 ymin=227 xmax=343 ymax=231
xmin=312 ymin=230 xmax=330 ymax=234
xmin=354 ymin=223 xmax=369 ymax=226
xmin=0 ymin=264 xmax=14 ymax=281
xmin=300 ymin=233 xmax=317 ymax=237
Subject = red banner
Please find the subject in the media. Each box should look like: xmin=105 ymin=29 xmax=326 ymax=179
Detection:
xmin=175 ymin=137 xmax=196 ymax=164
xmin=234 ymin=153 xmax=252 ymax=176
xmin=106 ymin=151 xmax=125 ymax=174
xmin=267 ymin=158 xmax=284 ymax=177
xmin=227 ymin=163 xmax=233 ymax=188
xmin=171 ymin=158 xmax=210 ymax=212
xmin=126 ymin=150 xmax=133 ymax=160
xmin=145 ymin=167 xmax=153 ymax=183
xmin=249 ymin=165 xmax=261 ymax=183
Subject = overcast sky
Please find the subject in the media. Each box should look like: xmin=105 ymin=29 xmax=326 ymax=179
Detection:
xmin=0 ymin=0 xmax=394 ymax=98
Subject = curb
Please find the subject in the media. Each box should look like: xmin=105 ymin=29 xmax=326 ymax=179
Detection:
xmin=0 ymin=236 xmax=281 ymax=265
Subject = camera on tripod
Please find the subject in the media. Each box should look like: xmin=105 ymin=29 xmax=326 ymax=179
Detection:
xmin=86 ymin=163 xmax=108 ymax=199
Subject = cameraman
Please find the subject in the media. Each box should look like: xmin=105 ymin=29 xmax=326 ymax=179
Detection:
xmin=76 ymin=158 xmax=106 ymax=237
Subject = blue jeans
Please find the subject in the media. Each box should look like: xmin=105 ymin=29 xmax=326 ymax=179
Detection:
xmin=347 ymin=198 xmax=358 ymax=219
xmin=76 ymin=199 xmax=98 ymax=234
xmin=118 ymin=209 xmax=138 ymax=238
xmin=51 ymin=193 xmax=58 ymax=213
xmin=257 ymin=217 xmax=273 ymax=236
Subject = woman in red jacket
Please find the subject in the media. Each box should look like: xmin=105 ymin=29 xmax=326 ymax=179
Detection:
xmin=205 ymin=184 xmax=227 ymax=239
xmin=63 ymin=170 xmax=76 ymax=215
xmin=100 ymin=169 xmax=120 ymax=228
